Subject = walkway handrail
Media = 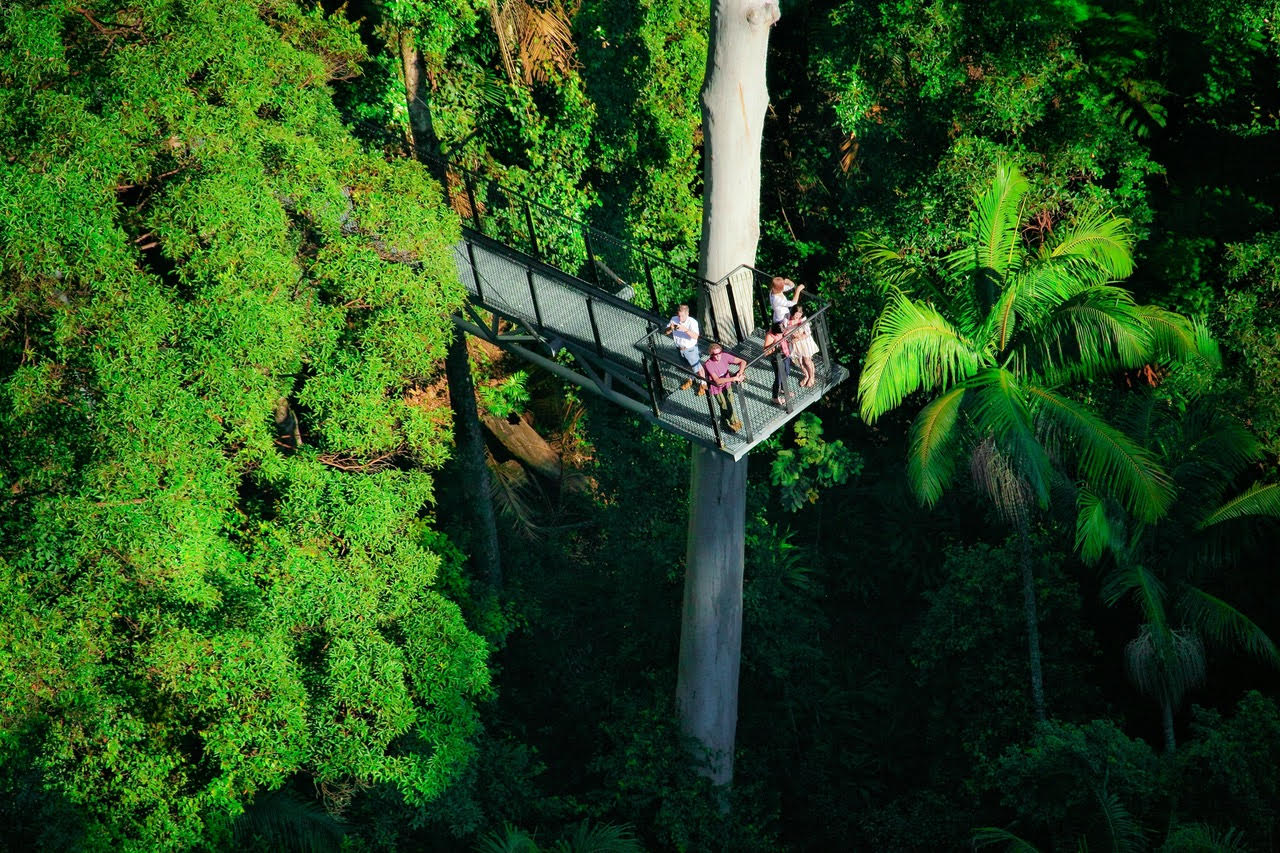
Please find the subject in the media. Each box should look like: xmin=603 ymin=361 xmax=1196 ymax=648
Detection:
xmin=430 ymin=154 xmax=710 ymax=314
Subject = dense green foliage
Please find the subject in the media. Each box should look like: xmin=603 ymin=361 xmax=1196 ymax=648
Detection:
xmin=3 ymin=0 xmax=1279 ymax=850
xmin=0 ymin=1 xmax=487 ymax=848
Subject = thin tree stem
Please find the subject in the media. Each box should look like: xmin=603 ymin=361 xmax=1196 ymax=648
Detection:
xmin=1017 ymin=517 xmax=1047 ymax=722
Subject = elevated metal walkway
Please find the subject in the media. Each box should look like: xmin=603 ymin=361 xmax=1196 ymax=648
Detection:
xmin=439 ymin=160 xmax=848 ymax=460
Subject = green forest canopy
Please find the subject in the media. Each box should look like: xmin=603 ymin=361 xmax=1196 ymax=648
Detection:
xmin=2 ymin=0 xmax=1280 ymax=850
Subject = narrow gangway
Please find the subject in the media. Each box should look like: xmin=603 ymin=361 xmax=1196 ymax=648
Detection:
xmin=440 ymin=160 xmax=848 ymax=460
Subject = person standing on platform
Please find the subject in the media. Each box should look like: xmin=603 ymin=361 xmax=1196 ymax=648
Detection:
xmin=665 ymin=303 xmax=704 ymax=392
xmin=763 ymin=321 xmax=793 ymax=407
xmin=769 ymin=276 xmax=805 ymax=324
xmin=788 ymin=303 xmax=818 ymax=388
xmin=702 ymin=342 xmax=747 ymax=433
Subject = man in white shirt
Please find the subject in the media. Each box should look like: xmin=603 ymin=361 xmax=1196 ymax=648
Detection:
xmin=665 ymin=303 xmax=705 ymax=391
xmin=769 ymin=276 xmax=805 ymax=324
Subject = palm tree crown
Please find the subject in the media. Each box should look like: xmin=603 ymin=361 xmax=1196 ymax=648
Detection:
xmin=858 ymin=162 xmax=1212 ymax=522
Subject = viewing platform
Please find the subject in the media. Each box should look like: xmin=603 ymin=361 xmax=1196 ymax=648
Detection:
xmin=439 ymin=160 xmax=848 ymax=460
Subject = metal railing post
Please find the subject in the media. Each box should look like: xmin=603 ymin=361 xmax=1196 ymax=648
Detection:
xmin=464 ymin=173 xmax=483 ymax=235
xmin=644 ymin=259 xmax=661 ymax=316
xmin=466 ymin=240 xmax=484 ymax=303
xmin=586 ymin=296 xmax=604 ymax=357
xmin=814 ymin=307 xmax=835 ymax=387
xmin=647 ymin=335 xmax=667 ymax=399
xmin=643 ymin=355 xmax=662 ymax=417
xmin=526 ymin=267 xmax=543 ymax=330
xmin=726 ymin=280 xmax=745 ymax=342
xmin=524 ymin=201 xmax=538 ymax=258
xmin=706 ymin=285 xmax=722 ymax=343
xmin=583 ymin=225 xmax=599 ymax=284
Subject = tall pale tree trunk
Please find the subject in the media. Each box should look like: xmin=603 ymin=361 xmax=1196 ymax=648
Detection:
xmin=399 ymin=31 xmax=503 ymax=589
xmin=675 ymin=0 xmax=779 ymax=791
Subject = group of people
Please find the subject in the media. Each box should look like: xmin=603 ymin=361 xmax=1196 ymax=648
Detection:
xmin=764 ymin=276 xmax=819 ymax=404
xmin=662 ymin=275 xmax=819 ymax=436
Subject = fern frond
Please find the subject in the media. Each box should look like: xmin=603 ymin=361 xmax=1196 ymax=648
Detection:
xmin=907 ymin=386 xmax=966 ymax=507
xmin=1197 ymin=481 xmax=1280 ymax=530
xmin=1027 ymin=386 xmax=1174 ymax=523
xmin=1179 ymin=586 xmax=1280 ymax=666
xmin=858 ymin=295 xmax=979 ymax=422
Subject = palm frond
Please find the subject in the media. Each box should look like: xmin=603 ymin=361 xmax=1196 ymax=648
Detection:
xmin=907 ymin=385 xmax=967 ymax=507
xmin=1095 ymin=787 xmax=1146 ymax=853
xmin=972 ymin=826 xmax=1042 ymax=852
xmin=1196 ymin=482 xmax=1280 ymax=529
xmin=476 ymin=823 xmax=541 ymax=853
xmin=858 ymin=295 xmax=979 ymax=422
xmin=551 ymin=820 xmax=644 ymax=853
xmin=1102 ymin=563 xmax=1168 ymax=626
xmin=858 ymin=233 xmax=924 ymax=299
xmin=1160 ymin=823 xmax=1249 ymax=852
xmin=1124 ymin=623 xmax=1205 ymax=705
xmin=1075 ymin=487 xmax=1121 ymax=565
xmin=1046 ymin=206 xmax=1136 ymax=280
xmin=967 ymin=369 xmax=1051 ymax=510
xmin=1018 ymin=287 xmax=1152 ymax=379
xmin=963 ymin=161 xmax=1030 ymax=278
xmin=1179 ymin=586 xmax=1280 ymax=666
xmin=233 ymin=788 xmax=346 ymax=853
xmin=1027 ymin=385 xmax=1174 ymax=523
xmin=1139 ymin=307 xmax=1220 ymax=370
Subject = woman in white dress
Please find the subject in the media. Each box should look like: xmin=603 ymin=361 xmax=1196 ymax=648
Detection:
xmin=788 ymin=303 xmax=818 ymax=388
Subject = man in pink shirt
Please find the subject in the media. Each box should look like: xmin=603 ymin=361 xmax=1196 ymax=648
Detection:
xmin=701 ymin=342 xmax=747 ymax=433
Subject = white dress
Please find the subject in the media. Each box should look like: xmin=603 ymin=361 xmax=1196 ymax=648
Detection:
xmin=790 ymin=319 xmax=818 ymax=359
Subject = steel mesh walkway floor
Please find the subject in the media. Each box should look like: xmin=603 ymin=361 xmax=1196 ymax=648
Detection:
xmin=453 ymin=230 xmax=848 ymax=459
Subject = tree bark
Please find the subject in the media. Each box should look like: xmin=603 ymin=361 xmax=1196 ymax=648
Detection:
xmin=1016 ymin=518 xmax=1047 ymax=722
xmin=696 ymin=0 xmax=779 ymax=344
xmin=445 ymin=334 xmax=503 ymax=589
xmin=1161 ymin=699 xmax=1176 ymax=754
xmin=675 ymin=0 xmax=778 ymax=792
xmin=399 ymin=31 xmax=502 ymax=589
xmin=677 ymin=446 xmax=747 ymax=787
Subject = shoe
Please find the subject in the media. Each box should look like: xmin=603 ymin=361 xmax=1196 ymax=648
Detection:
xmin=680 ymin=379 xmax=693 ymax=391
xmin=725 ymin=419 xmax=742 ymax=433
xmin=697 ymin=385 xmax=706 ymax=397
xmin=774 ymin=396 xmax=786 ymax=406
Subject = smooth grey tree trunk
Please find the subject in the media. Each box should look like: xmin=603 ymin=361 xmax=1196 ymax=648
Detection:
xmin=675 ymin=0 xmax=779 ymax=791
xmin=1161 ymin=699 xmax=1176 ymax=754
xmin=399 ymin=32 xmax=503 ymax=590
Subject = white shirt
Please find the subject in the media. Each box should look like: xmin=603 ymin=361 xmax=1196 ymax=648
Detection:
xmin=670 ymin=315 xmax=699 ymax=350
xmin=770 ymin=286 xmax=799 ymax=323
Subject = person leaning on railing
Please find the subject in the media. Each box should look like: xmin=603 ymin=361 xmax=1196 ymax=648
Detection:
xmin=665 ymin=303 xmax=706 ymax=394
xmin=701 ymin=341 xmax=746 ymax=434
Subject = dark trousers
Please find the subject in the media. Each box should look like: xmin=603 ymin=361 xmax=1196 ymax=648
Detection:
xmin=772 ymin=354 xmax=792 ymax=398
xmin=711 ymin=386 xmax=737 ymax=423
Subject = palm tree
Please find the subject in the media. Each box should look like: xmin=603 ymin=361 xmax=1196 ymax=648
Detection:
xmin=858 ymin=162 xmax=1207 ymax=720
xmin=1076 ymin=397 xmax=1280 ymax=752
